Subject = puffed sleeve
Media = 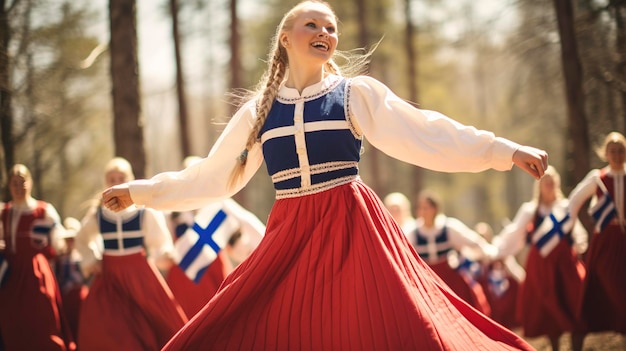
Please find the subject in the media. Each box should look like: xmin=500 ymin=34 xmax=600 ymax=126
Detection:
xmin=348 ymin=76 xmax=520 ymax=172
xmin=142 ymin=208 xmax=175 ymax=270
xmin=445 ymin=216 xmax=497 ymax=259
xmin=495 ymin=201 xmax=536 ymax=258
xmin=75 ymin=206 xmax=102 ymax=276
xmin=129 ymin=100 xmax=264 ymax=211
xmin=45 ymin=203 xmax=67 ymax=253
xmin=568 ymin=169 xmax=600 ymax=220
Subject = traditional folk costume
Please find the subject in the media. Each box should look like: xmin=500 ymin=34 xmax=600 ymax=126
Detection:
xmin=128 ymin=75 xmax=533 ymax=350
xmin=0 ymin=199 xmax=76 ymax=351
xmin=409 ymin=214 xmax=493 ymax=316
xmin=165 ymin=198 xmax=265 ymax=317
xmin=75 ymin=205 xmax=188 ymax=351
xmin=54 ymin=242 xmax=89 ymax=342
xmin=495 ymin=198 xmax=587 ymax=338
xmin=569 ymin=167 xmax=626 ymax=333
xmin=477 ymin=254 xmax=524 ymax=330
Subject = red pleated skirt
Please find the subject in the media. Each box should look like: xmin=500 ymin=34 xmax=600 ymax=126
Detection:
xmin=78 ymin=252 xmax=188 ymax=350
xmin=516 ymin=239 xmax=586 ymax=337
xmin=162 ymin=180 xmax=533 ymax=350
xmin=429 ymin=260 xmax=491 ymax=317
xmin=61 ymin=284 xmax=89 ymax=342
xmin=0 ymin=253 xmax=75 ymax=351
xmin=478 ymin=267 xmax=521 ymax=330
xmin=578 ymin=225 xmax=626 ymax=333
xmin=166 ymin=251 xmax=233 ymax=318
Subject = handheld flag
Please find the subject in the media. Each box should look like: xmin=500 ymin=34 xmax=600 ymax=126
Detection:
xmin=531 ymin=206 xmax=573 ymax=257
xmin=173 ymin=203 xmax=239 ymax=283
xmin=589 ymin=178 xmax=617 ymax=233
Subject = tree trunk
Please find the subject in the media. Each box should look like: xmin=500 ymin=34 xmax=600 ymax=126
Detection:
xmin=354 ymin=0 xmax=383 ymax=194
xmin=553 ymin=0 xmax=592 ymax=234
xmin=170 ymin=0 xmax=191 ymax=159
xmin=109 ymin=0 xmax=146 ymax=178
xmin=404 ymin=0 xmax=423 ymax=200
xmin=614 ymin=4 xmax=626 ymax=125
xmin=553 ymin=0 xmax=590 ymax=183
xmin=229 ymin=0 xmax=247 ymax=206
xmin=0 ymin=0 xmax=17 ymax=198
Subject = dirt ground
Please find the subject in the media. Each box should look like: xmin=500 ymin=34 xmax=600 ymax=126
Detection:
xmin=520 ymin=331 xmax=625 ymax=351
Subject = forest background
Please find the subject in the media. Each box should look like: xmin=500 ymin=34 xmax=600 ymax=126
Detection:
xmin=1 ymin=0 xmax=624 ymax=237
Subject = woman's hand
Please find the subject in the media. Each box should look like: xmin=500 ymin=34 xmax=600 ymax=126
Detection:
xmin=512 ymin=146 xmax=549 ymax=180
xmin=102 ymin=184 xmax=133 ymax=212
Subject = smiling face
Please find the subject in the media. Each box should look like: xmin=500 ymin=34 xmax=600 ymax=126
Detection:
xmin=280 ymin=2 xmax=338 ymax=69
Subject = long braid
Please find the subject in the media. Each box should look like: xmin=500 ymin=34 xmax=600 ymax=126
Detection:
xmin=228 ymin=44 xmax=287 ymax=189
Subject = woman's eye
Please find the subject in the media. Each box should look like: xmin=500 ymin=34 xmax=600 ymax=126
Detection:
xmin=326 ymin=26 xmax=336 ymax=34
xmin=306 ymin=22 xmax=316 ymax=28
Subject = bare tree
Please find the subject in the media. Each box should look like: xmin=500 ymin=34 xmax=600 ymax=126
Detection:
xmin=229 ymin=0 xmax=247 ymax=206
xmin=553 ymin=0 xmax=590 ymax=183
xmin=403 ymin=0 xmax=423 ymax=199
xmin=170 ymin=0 xmax=191 ymax=158
xmin=109 ymin=0 xmax=146 ymax=177
xmin=0 ymin=0 xmax=21 ymax=197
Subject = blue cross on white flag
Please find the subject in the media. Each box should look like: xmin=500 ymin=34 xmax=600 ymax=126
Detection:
xmin=173 ymin=203 xmax=239 ymax=283
xmin=531 ymin=206 xmax=573 ymax=257
xmin=588 ymin=179 xmax=617 ymax=233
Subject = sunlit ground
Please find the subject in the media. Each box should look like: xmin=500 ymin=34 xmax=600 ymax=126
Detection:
xmin=518 ymin=331 xmax=626 ymax=351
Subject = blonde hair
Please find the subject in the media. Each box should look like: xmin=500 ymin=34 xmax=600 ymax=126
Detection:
xmin=596 ymin=131 xmax=626 ymax=162
xmin=227 ymin=0 xmax=376 ymax=188
xmin=9 ymin=164 xmax=32 ymax=182
xmin=531 ymin=165 xmax=564 ymax=203
xmin=384 ymin=192 xmax=412 ymax=215
xmin=104 ymin=157 xmax=135 ymax=181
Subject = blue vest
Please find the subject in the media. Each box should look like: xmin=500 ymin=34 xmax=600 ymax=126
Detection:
xmin=260 ymin=78 xmax=362 ymax=198
xmin=98 ymin=207 xmax=145 ymax=250
xmin=412 ymin=226 xmax=453 ymax=261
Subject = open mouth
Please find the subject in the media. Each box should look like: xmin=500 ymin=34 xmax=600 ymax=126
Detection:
xmin=311 ymin=41 xmax=329 ymax=51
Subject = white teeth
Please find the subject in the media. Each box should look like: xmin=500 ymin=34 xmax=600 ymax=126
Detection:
xmin=311 ymin=41 xmax=328 ymax=50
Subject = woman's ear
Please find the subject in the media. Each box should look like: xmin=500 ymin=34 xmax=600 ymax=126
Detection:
xmin=280 ymin=34 xmax=289 ymax=48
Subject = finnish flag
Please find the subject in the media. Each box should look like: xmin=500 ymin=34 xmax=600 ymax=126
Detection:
xmin=531 ymin=206 xmax=573 ymax=257
xmin=173 ymin=203 xmax=239 ymax=283
xmin=588 ymin=181 xmax=617 ymax=233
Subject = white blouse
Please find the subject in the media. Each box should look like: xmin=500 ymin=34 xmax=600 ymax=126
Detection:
xmin=496 ymin=199 xmax=588 ymax=257
xmin=128 ymin=75 xmax=520 ymax=212
xmin=410 ymin=214 xmax=496 ymax=263
xmin=568 ymin=166 xmax=626 ymax=226
xmin=75 ymin=205 xmax=174 ymax=276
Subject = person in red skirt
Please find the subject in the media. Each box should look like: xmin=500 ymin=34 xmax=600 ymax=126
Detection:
xmin=408 ymin=189 xmax=495 ymax=317
xmin=164 ymin=155 xmax=265 ymax=318
xmin=493 ymin=165 xmax=587 ymax=351
xmin=54 ymin=217 xmax=89 ymax=344
xmin=74 ymin=157 xmax=188 ymax=351
xmin=101 ymin=2 xmax=549 ymax=349
xmin=0 ymin=164 xmax=76 ymax=351
xmin=166 ymin=198 xmax=265 ymax=317
xmin=474 ymin=222 xmax=525 ymax=332
xmin=568 ymin=131 xmax=626 ymax=341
